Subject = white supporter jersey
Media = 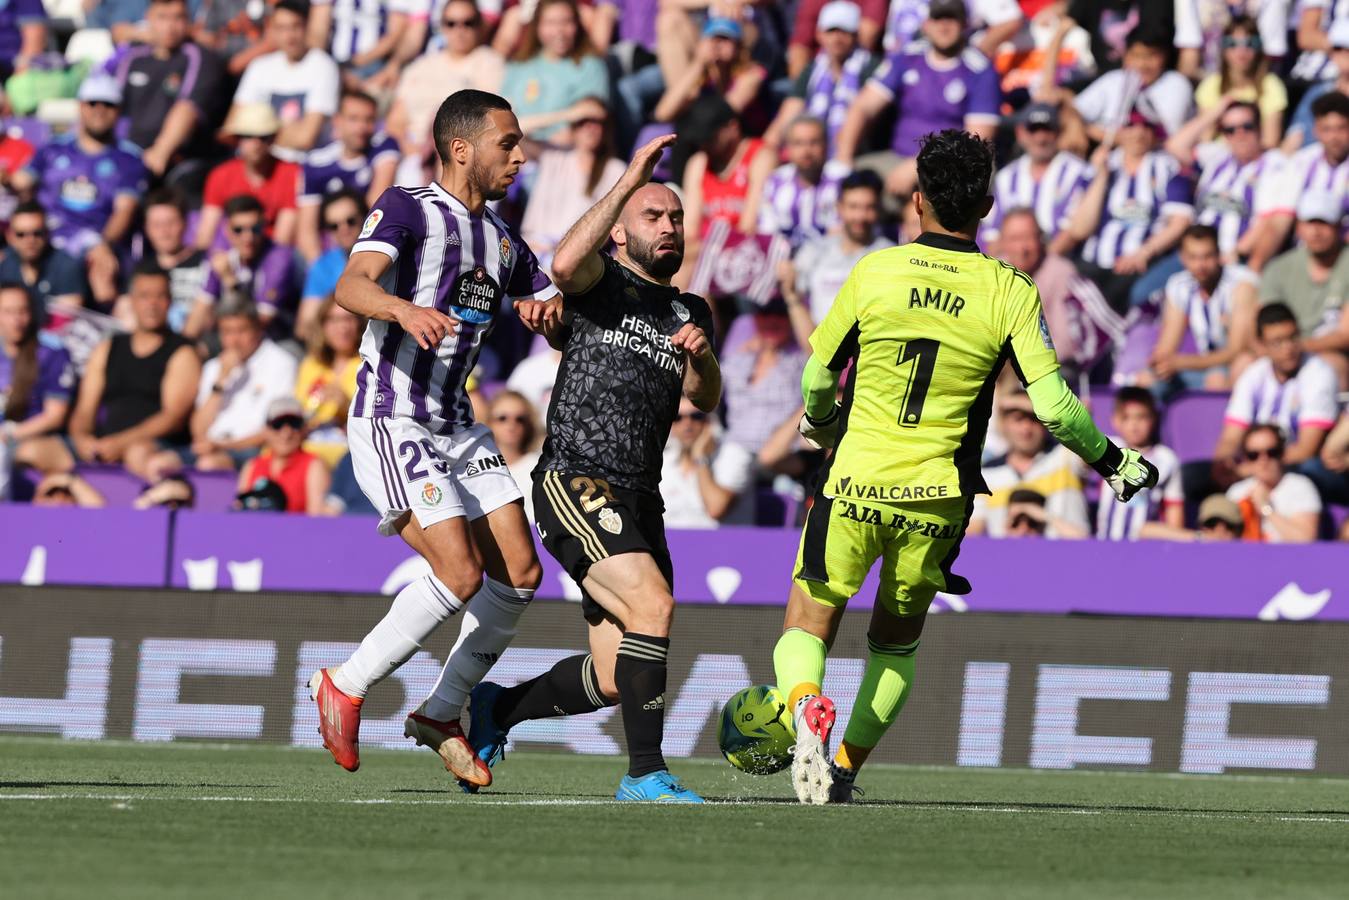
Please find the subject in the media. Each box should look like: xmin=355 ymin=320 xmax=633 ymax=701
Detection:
xmin=1224 ymin=355 xmax=1342 ymax=442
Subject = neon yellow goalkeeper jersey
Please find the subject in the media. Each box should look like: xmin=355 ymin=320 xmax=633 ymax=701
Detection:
xmin=811 ymin=232 xmax=1060 ymax=502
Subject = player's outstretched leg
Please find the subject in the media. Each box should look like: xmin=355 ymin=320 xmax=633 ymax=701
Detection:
xmin=773 ymin=586 xmax=842 ymax=805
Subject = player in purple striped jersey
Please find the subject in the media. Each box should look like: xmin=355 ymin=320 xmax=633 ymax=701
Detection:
xmin=308 ymin=90 xmax=558 ymax=786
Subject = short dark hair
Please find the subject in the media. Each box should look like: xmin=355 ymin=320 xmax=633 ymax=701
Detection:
xmin=340 ymin=89 xmax=377 ymax=111
xmin=0 ymin=280 xmax=26 ymax=295
xmin=1243 ymin=423 xmax=1285 ymax=453
xmin=131 ymin=260 xmax=170 ymax=282
xmin=274 ymin=0 xmax=309 ymax=20
xmin=1311 ymin=91 xmax=1349 ymax=122
xmin=1180 ymin=223 xmax=1219 ymax=249
xmin=839 ymin=169 xmax=882 ymax=200
xmin=217 ymin=293 xmax=261 ymax=322
xmin=1256 ymin=302 xmax=1299 ymax=336
xmin=916 ymin=130 xmax=994 ymax=231
xmin=148 ymin=0 xmax=187 ymax=7
xmin=143 ymin=187 xmax=186 ymax=216
xmin=10 ymin=200 xmax=45 ymax=221
xmin=1125 ymin=25 xmax=1171 ymax=52
xmin=223 ymin=194 xmax=264 ymax=218
xmin=320 ymin=187 xmax=368 ymax=225
xmin=1113 ymin=386 xmax=1157 ymax=418
xmin=432 ymin=89 xmax=513 ymax=163
xmin=1220 ymin=100 xmax=1260 ymax=126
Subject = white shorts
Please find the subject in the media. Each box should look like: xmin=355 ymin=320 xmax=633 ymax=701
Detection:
xmin=348 ymin=417 xmax=523 ymax=536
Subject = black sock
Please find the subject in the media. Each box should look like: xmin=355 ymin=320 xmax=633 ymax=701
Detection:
xmin=491 ymin=654 xmax=613 ymax=730
xmin=615 ymin=633 xmax=669 ymax=778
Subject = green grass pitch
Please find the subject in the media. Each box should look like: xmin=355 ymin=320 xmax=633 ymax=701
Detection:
xmin=2 ymin=736 xmax=1347 ymax=899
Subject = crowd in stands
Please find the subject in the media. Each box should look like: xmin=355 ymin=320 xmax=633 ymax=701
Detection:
xmin=1 ymin=0 xmax=1348 ymax=544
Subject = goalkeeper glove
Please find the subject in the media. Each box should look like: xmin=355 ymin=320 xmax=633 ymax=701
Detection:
xmin=798 ymin=405 xmax=841 ymax=450
xmin=1090 ymin=442 xmax=1159 ymax=503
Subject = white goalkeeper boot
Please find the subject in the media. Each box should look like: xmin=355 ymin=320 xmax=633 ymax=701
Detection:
xmin=791 ymin=694 xmax=837 ymax=805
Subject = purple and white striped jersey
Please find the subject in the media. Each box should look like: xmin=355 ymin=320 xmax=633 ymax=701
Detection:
xmin=1290 ymin=0 xmax=1349 ymax=83
xmin=984 ymin=151 xmax=1089 ymax=240
xmin=1094 ymin=440 xmax=1182 ymax=541
xmin=1163 ymin=264 xmax=1258 ymax=355
xmin=1263 ymin=142 xmax=1349 ymax=218
xmin=1224 ymin=354 xmax=1341 ymax=442
xmin=1193 ymin=144 xmax=1282 ymax=254
xmin=756 ymin=160 xmax=848 ymax=249
xmin=299 ymin=132 xmax=401 ymax=205
xmin=800 ymin=49 xmax=874 ymax=155
xmin=349 ymin=184 xmax=555 ymax=432
xmin=315 ymin=0 xmax=431 ymax=64
xmin=1081 ymin=151 xmax=1194 ymax=270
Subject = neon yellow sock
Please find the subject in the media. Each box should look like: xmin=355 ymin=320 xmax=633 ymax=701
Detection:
xmin=773 ymin=628 xmax=827 ymax=713
xmin=838 ymin=638 xmax=918 ymax=761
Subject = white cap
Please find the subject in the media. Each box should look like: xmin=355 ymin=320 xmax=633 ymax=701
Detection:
xmin=817 ymin=1 xmax=861 ymax=33
xmin=1296 ymin=192 xmax=1345 ymax=224
xmin=226 ymin=103 xmax=281 ymax=138
xmin=76 ymin=73 xmax=123 ymax=105
xmin=1331 ymin=19 xmax=1349 ymax=49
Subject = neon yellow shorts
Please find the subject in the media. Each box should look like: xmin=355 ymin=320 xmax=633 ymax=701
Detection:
xmin=792 ymin=494 xmax=972 ymax=617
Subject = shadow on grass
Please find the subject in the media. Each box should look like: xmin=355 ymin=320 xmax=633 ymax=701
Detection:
xmin=0 ymin=781 xmax=270 ymax=789
xmin=702 ymin=796 xmax=1349 ymax=815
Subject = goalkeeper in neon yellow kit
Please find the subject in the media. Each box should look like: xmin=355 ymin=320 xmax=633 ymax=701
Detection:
xmin=776 ymin=130 xmax=1158 ymax=804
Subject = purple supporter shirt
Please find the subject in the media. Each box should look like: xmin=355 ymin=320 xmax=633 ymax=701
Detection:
xmin=1193 ymin=144 xmax=1280 ymax=256
xmin=299 ymin=132 xmax=401 ymax=205
xmin=0 ymin=334 xmax=74 ymax=422
xmin=1081 ymin=150 xmax=1194 ymax=270
xmin=598 ymin=0 xmax=659 ymax=50
xmin=799 ymin=49 xmax=875 ymax=156
xmin=22 ymin=134 xmax=147 ymax=256
xmin=0 ymin=0 xmax=45 ymax=63
xmin=757 ymin=160 xmax=849 ymax=249
xmin=348 ymin=184 xmax=555 ymax=432
xmin=202 ymin=241 xmax=300 ymax=325
xmin=868 ymin=42 xmax=1001 ymax=157
xmin=984 ymin=151 xmax=1089 ymax=241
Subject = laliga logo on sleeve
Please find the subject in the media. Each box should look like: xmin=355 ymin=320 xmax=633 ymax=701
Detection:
xmin=359 ymin=209 xmax=383 ymax=239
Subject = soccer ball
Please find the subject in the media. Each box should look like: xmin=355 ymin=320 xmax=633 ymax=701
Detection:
xmin=718 ymin=685 xmax=795 ymax=775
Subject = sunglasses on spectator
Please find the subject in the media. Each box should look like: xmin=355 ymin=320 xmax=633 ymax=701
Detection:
xmin=1242 ymin=446 xmax=1282 ymax=461
xmin=493 ymin=413 xmax=528 ymax=424
xmin=230 ymin=222 xmax=264 ymax=235
xmin=676 ymin=411 xmax=708 ymax=422
xmin=84 ymin=100 xmax=119 ymax=109
xmin=9 ymin=229 xmax=45 ymax=239
xmin=269 ymin=415 xmax=305 ymax=430
xmin=1200 ymin=517 xmax=1235 ymax=530
xmin=1222 ymin=36 xmax=1260 ymax=50
xmin=324 ymin=215 xmax=361 ymax=231
xmin=1220 ymin=121 xmax=1257 ymax=135
xmin=443 ymin=17 xmax=477 ymax=28
xmin=1024 ymin=123 xmax=1057 ymax=134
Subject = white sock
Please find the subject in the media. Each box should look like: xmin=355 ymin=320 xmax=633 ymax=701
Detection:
xmin=333 ymin=574 xmax=463 ymax=699
xmin=420 ymin=578 xmax=533 ymax=721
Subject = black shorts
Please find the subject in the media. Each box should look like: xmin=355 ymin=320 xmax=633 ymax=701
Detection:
xmin=532 ymin=469 xmax=674 ymax=623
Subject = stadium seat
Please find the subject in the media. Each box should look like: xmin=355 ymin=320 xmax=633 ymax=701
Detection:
xmin=1161 ymin=392 xmax=1228 ymax=463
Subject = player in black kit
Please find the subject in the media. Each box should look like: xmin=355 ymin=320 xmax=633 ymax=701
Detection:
xmin=462 ymin=134 xmax=720 ymax=803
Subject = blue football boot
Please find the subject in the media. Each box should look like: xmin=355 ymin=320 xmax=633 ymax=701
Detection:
xmin=615 ymin=770 xmax=705 ymax=803
xmin=458 ymin=681 xmax=509 ymax=794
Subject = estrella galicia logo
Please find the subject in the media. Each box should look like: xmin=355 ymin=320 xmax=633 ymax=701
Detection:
xmin=450 ymin=266 xmax=500 ymax=326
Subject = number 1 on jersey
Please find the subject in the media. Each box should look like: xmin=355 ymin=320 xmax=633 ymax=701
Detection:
xmin=896 ymin=339 xmax=939 ymax=428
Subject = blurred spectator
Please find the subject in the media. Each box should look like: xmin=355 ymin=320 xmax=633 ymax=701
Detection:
xmin=1291 ymin=0 xmax=1348 ymax=86
xmin=308 ymin=0 xmax=416 ymax=88
xmin=1192 ymin=16 xmax=1285 ymax=150
xmin=988 ymin=2 xmax=1094 ymax=101
xmin=788 ymin=0 xmax=884 ymax=76
xmin=116 ymin=0 xmax=229 ymax=182
xmin=1247 ymin=91 xmax=1349 ymax=271
xmin=1071 ymin=26 xmax=1193 ymax=142
xmin=12 ymin=75 xmax=147 ymax=305
xmin=720 ymin=301 xmax=808 ymax=455
xmin=0 ymin=0 xmax=46 ymax=81
xmin=995 ymin=207 xmax=1119 ymax=386
xmin=501 ymin=0 xmax=609 ymax=143
xmin=196 ymin=104 xmax=301 ymax=249
xmin=298 ymin=189 xmax=367 ymax=336
xmin=0 ymin=203 xmax=83 ymax=315
xmin=296 ymin=90 xmax=399 ymax=262
xmin=506 ymin=344 xmax=561 ymax=412
xmin=679 ymin=97 xmax=773 ymax=270
xmin=84 ymin=0 xmax=150 ymax=42
xmin=1142 ymin=492 xmax=1243 ymax=542
xmin=970 ymin=388 xmax=1089 ymax=539
xmin=193 ymin=0 xmax=274 ymax=67
xmin=1144 ymin=225 xmax=1257 ymax=393
xmin=519 ymin=97 xmax=625 ymax=268
xmin=1064 ymin=109 xmax=1193 ymax=312
xmin=237 ymin=396 xmax=330 ymax=514
xmin=1174 ymin=0 xmax=1286 ymax=80
xmin=230 ymin=0 xmax=341 ymax=160
xmin=67 ymin=266 xmax=200 ymax=480
xmin=0 ymin=282 xmax=74 ymax=478
xmin=834 ymin=0 xmax=999 ymax=198
xmin=1227 ymin=424 xmax=1321 ymax=543
xmin=1313 ymin=412 xmax=1349 ymax=507
xmin=769 ymin=1 xmax=878 ymax=156
xmin=158 ymin=296 xmax=299 ymax=472
xmin=186 ymin=195 xmax=301 ymax=340
xmin=133 ymin=473 xmax=196 ymax=510
xmin=493 ymin=0 xmax=612 ymax=55
xmin=1258 ymin=194 xmax=1349 ymax=365
xmin=136 ymin=190 xmax=208 ymax=333
xmin=884 ymin=0 xmax=1022 ymax=59
xmin=1094 ymin=387 xmax=1183 ymax=540
xmin=0 ymin=97 xmax=36 ymax=224
xmin=779 ymin=169 xmax=892 ymax=347
xmin=486 ymin=388 xmax=541 ymax=520
xmin=31 ymin=472 xmax=105 ymax=508
xmin=296 ymin=296 xmax=362 ymax=467
xmin=753 ymin=116 xmax=847 ymax=249
xmin=1209 ymin=303 xmax=1340 ymax=489
xmin=1165 ymin=99 xmax=1278 ymax=262
xmin=661 ymin=396 xmax=754 ymax=528
xmin=982 ymin=102 xmax=1087 ymax=255
xmin=387 ymin=0 xmax=504 ymax=181
xmin=654 ymin=17 xmax=768 ymax=134
xmin=1288 ymin=21 xmax=1349 ymax=148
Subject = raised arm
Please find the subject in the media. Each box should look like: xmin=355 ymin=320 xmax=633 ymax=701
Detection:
xmin=551 ymin=133 xmax=678 ymax=293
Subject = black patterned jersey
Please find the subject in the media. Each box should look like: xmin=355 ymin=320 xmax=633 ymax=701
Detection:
xmin=536 ymin=254 xmax=715 ymax=498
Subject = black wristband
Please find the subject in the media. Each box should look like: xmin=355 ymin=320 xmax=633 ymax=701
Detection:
xmin=1089 ymin=440 xmax=1124 ymax=479
xmin=805 ymin=405 xmax=840 ymax=427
